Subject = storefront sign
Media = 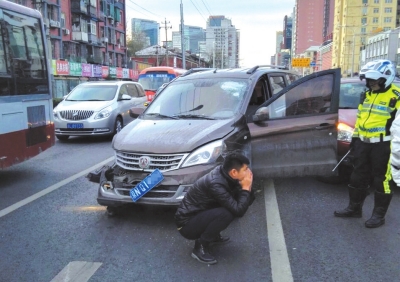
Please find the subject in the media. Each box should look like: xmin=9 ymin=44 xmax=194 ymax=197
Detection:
xmin=92 ymin=65 xmax=102 ymax=78
xmin=122 ymin=68 xmax=129 ymax=79
xmin=69 ymin=62 xmax=82 ymax=76
xmin=116 ymin=67 xmax=123 ymax=79
xmin=56 ymin=60 xmax=69 ymax=75
xmin=102 ymin=66 xmax=109 ymax=78
xmin=109 ymin=67 xmax=116 ymax=78
xmin=81 ymin=63 xmax=92 ymax=77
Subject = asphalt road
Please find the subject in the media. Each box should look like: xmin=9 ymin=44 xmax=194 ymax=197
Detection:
xmin=1 ymin=136 xmax=400 ymax=282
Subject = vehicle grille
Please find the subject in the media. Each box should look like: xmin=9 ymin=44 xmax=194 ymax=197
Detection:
xmin=116 ymin=185 xmax=178 ymax=198
xmin=60 ymin=110 xmax=94 ymax=121
xmin=115 ymin=151 xmax=188 ymax=172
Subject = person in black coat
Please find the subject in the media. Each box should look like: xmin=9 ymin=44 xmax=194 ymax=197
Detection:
xmin=174 ymin=152 xmax=254 ymax=264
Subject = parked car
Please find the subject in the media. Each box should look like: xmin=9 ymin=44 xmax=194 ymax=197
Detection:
xmin=87 ymin=66 xmax=341 ymax=215
xmin=53 ymin=81 xmax=147 ymax=141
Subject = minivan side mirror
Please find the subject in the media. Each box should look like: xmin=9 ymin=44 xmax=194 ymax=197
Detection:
xmin=252 ymin=107 xmax=270 ymax=122
xmin=121 ymin=94 xmax=132 ymax=100
xmin=129 ymin=107 xmax=145 ymax=118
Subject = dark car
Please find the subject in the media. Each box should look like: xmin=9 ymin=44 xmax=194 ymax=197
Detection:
xmin=88 ymin=66 xmax=341 ymax=215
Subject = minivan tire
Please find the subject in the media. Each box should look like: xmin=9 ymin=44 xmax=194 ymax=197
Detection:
xmin=56 ymin=135 xmax=69 ymax=141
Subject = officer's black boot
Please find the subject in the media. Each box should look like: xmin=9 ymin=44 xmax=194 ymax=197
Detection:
xmin=365 ymin=191 xmax=393 ymax=228
xmin=191 ymin=239 xmax=217 ymax=264
xmin=334 ymin=185 xmax=368 ymax=218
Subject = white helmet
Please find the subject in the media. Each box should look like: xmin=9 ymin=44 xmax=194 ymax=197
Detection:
xmin=361 ymin=59 xmax=396 ymax=88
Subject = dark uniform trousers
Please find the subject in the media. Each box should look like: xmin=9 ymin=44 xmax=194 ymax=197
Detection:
xmin=350 ymin=139 xmax=395 ymax=194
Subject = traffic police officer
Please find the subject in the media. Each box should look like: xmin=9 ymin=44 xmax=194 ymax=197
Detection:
xmin=335 ymin=59 xmax=400 ymax=228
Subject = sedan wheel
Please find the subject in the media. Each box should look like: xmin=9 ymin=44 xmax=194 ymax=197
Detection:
xmin=114 ymin=118 xmax=123 ymax=134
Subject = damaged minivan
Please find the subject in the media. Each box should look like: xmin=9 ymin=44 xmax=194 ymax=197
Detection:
xmin=88 ymin=67 xmax=341 ymax=214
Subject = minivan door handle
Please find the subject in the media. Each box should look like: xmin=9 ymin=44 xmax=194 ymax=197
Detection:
xmin=315 ymin=123 xmax=333 ymax=130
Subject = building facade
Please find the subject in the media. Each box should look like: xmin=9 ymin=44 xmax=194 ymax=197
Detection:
xmin=205 ymin=16 xmax=240 ymax=68
xmin=332 ymin=0 xmax=399 ymax=77
xmin=8 ymin=0 xmax=130 ymax=98
xmin=131 ymin=18 xmax=160 ymax=47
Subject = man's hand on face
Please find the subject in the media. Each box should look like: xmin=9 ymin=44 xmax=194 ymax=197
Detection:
xmin=240 ymin=169 xmax=253 ymax=191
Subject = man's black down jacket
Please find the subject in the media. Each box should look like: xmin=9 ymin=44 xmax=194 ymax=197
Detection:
xmin=174 ymin=165 xmax=255 ymax=227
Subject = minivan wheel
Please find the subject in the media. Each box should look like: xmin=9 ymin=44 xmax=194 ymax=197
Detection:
xmin=56 ymin=135 xmax=69 ymax=141
xmin=114 ymin=117 xmax=123 ymax=134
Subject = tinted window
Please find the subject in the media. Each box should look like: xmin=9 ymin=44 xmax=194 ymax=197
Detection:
xmin=267 ymin=74 xmax=333 ymax=119
xmin=126 ymin=84 xmax=138 ymax=97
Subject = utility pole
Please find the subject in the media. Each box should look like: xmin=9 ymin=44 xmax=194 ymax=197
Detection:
xmin=180 ymin=0 xmax=185 ymax=69
xmin=160 ymin=18 xmax=172 ymax=66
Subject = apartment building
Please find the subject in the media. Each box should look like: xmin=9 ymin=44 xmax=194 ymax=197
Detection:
xmin=8 ymin=0 xmax=129 ymax=97
xmin=332 ymin=0 xmax=399 ymax=77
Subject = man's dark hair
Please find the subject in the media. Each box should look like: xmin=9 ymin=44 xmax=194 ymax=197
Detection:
xmin=222 ymin=152 xmax=250 ymax=172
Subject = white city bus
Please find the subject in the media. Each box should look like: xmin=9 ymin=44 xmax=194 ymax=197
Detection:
xmin=0 ymin=1 xmax=54 ymax=169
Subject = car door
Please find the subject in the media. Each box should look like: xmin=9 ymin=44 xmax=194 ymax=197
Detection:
xmin=117 ymin=84 xmax=135 ymax=124
xmin=248 ymin=68 xmax=341 ymax=178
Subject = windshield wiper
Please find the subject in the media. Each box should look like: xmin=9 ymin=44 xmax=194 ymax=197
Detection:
xmin=173 ymin=114 xmax=216 ymax=120
xmin=145 ymin=113 xmax=179 ymax=119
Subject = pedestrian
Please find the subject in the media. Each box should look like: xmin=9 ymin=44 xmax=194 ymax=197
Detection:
xmin=174 ymin=152 xmax=255 ymax=264
xmin=334 ymin=59 xmax=400 ymax=228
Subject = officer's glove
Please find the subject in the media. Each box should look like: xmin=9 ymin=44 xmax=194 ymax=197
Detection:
xmin=350 ymin=137 xmax=359 ymax=150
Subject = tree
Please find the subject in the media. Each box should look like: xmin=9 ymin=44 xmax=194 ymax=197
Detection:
xmin=126 ymin=24 xmax=147 ymax=57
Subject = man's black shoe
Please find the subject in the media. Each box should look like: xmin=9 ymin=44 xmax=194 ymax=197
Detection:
xmin=191 ymin=239 xmax=217 ymax=264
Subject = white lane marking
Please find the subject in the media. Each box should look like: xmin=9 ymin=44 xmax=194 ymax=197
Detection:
xmin=264 ymin=179 xmax=294 ymax=282
xmin=50 ymin=261 xmax=102 ymax=282
xmin=0 ymin=156 xmax=114 ymax=219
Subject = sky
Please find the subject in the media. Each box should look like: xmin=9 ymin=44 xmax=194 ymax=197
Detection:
xmin=125 ymin=0 xmax=295 ymax=68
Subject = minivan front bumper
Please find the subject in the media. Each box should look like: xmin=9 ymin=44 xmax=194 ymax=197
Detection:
xmin=93 ymin=163 xmax=217 ymax=207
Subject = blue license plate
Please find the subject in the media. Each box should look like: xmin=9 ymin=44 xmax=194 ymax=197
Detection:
xmin=130 ymin=169 xmax=164 ymax=202
xmin=67 ymin=123 xmax=83 ymax=129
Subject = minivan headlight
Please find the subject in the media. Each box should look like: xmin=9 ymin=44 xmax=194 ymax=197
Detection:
xmin=53 ymin=109 xmax=58 ymax=119
xmin=337 ymin=122 xmax=354 ymax=143
xmin=181 ymin=140 xmax=225 ymax=168
xmin=95 ymin=106 xmax=112 ymax=120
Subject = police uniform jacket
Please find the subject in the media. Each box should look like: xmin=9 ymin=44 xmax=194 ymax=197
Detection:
xmin=353 ymin=84 xmax=400 ymax=141
xmin=174 ymin=165 xmax=254 ymax=228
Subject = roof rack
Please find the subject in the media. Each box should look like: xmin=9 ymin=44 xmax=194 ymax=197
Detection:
xmin=247 ymin=65 xmax=288 ymax=74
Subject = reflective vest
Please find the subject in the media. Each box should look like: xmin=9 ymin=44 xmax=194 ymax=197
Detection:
xmin=353 ymin=84 xmax=400 ymax=140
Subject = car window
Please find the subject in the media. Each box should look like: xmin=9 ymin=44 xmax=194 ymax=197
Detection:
xmin=66 ymin=85 xmax=118 ymax=101
xmin=118 ymin=85 xmax=129 ymax=99
xmin=339 ymin=82 xmax=366 ymax=109
xmin=144 ymin=78 xmax=248 ymax=119
xmin=269 ymin=75 xmax=285 ymax=94
xmin=267 ymin=74 xmax=333 ymax=119
xmin=286 ymin=73 xmax=301 ymax=85
xmin=134 ymin=84 xmax=146 ymax=97
xmin=126 ymin=84 xmax=139 ymax=97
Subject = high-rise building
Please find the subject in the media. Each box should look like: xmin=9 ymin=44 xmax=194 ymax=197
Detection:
xmin=293 ymin=0 xmax=325 ymax=56
xmin=332 ymin=0 xmax=399 ymax=77
xmin=205 ymin=16 xmax=240 ymax=68
xmin=172 ymin=25 xmax=205 ymax=54
xmin=131 ymin=18 xmax=160 ymax=47
xmin=283 ymin=16 xmax=292 ymax=50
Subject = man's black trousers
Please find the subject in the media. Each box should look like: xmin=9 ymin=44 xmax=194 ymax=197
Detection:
xmin=179 ymin=207 xmax=235 ymax=244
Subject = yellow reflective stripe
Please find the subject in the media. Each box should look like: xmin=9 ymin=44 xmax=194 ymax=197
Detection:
xmin=383 ymin=157 xmax=392 ymax=194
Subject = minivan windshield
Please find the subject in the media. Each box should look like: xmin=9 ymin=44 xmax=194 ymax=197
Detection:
xmin=66 ymin=85 xmax=118 ymax=101
xmin=143 ymin=78 xmax=248 ymax=120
